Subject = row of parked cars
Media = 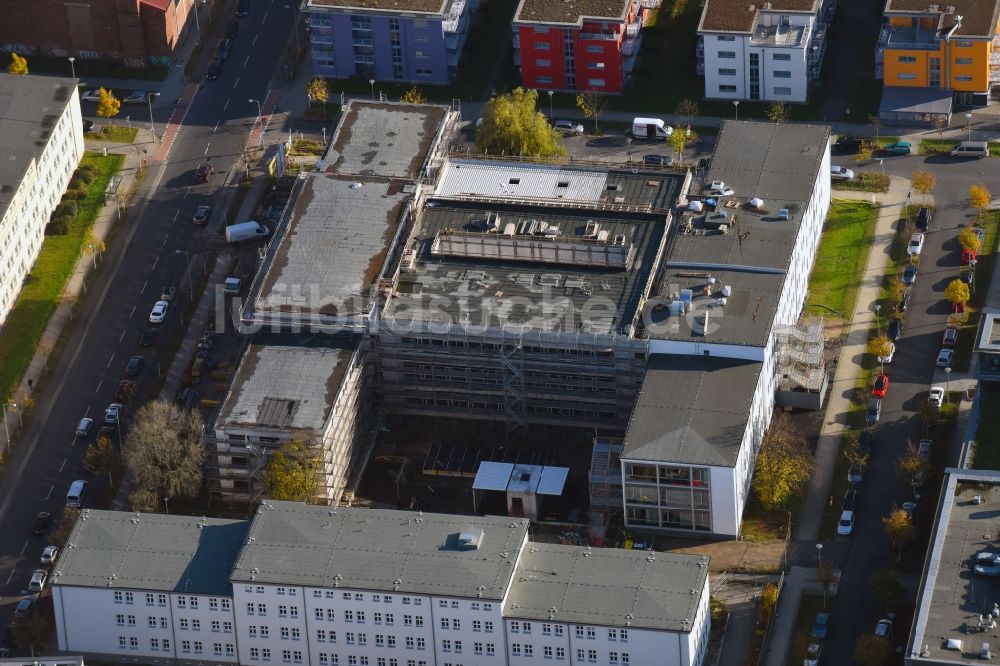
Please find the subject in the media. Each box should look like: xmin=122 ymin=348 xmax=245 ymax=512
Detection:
xmin=206 ymin=2 xmax=249 ymax=80
xmin=807 ymin=611 xmax=896 ymax=665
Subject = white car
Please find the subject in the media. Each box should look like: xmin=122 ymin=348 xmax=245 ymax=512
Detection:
xmin=831 ymin=165 xmax=855 ymax=180
xmin=804 ymin=642 xmax=822 ymax=666
xmin=40 ymin=546 xmax=59 ymax=566
xmin=149 ymin=300 xmax=169 ymax=323
xmin=907 ymin=233 xmax=925 ymax=256
xmin=123 ymin=91 xmax=148 ymax=104
xmin=936 ymin=348 xmax=954 ymax=367
xmin=928 ymin=386 xmax=945 ymax=408
xmin=878 ymin=342 xmax=895 ymax=364
xmin=104 ymin=403 xmax=123 ymax=424
xmin=28 ymin=569 xmax=47 ymax=592
xmin=80 ymin=89 xmax=102 ymax=103
xmin=554 ymin=119 xmax=584 ymax=135
xmin=837 ymin=510 xmax=855 ymax=536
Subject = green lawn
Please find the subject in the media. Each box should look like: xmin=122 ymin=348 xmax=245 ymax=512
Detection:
xmin=832 ymin=172 xmax=890 ymax=194
xmin=805 ymin=200 xmax=880 ymax=319
xmin=85 ymin=125 xmax=138 ymax=143
xmin=972 ymin=388 xmax=1000 ymax=470
xmin=786 ymin=594 xmax=827 ymax=666
xmin=0 ymin=153 xmax=123 ymax=402
xmin=920 ymin=138 xmax=1000 ymax=156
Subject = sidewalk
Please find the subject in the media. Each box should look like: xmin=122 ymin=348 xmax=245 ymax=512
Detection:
xmin=796 ymin=176 xmax=916 ymax=541
xmin=763 ymin=566 xmax=838 ymax=666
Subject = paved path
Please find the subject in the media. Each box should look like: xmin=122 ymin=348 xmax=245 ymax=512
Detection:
xmin=155 ymin=83 xmax=201 ymax=161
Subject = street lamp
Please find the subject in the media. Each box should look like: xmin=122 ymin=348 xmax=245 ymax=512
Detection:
xmin=191 ymin=0 xmax=202 ymax=46
xmin=68 ymin=57 xmax=76 ymax=79
xmin=147 ymin=92 xmax=160 ymax=142
xmin=733 ymin=100 xmax=740 ymax=120
xmin=2 ymin=402 xmax=17 ymax=452
xmin=547 ymin=90 xmax=554 ymax=119
xmin=369 ymin=78 xmax=376 ymax=100
xmin=815 ymin=542 xmax=823 ymax=568
xmin=625 ymin=136 xmax=632 ymax=163
xmin=874 ymin=303 xmax=881 ymax=337
xmin=164 ymin=497 xmax=170 ymax=515
xmin=945 ymin=366 xmax=952 ymax=402
xmin=965 ymin=112 xmax=973 ymax=141
xmin=175 ymin=250 xmax=193 ymax=300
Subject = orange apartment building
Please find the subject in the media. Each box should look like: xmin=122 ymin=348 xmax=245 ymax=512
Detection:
xmin=877 ymin=0 xmax=1000 ymax=123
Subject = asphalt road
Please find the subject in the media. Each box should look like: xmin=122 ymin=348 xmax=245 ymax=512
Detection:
xmin=0 ymin=0 xmax=294 ymax=636
xmin=822 ymin=152 xmax=997 ymax=664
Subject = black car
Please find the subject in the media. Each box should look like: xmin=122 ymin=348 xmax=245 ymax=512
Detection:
xmin=643 ymin=154 xmax=673 ymax=167
xmin=859 ymin=429 xmax=874 ymax=456
xmin=216 ymin=38 xmax=231 ymax=61
xmin=916 ymin=206 xmax=932 ymax=232
xmin=898 ymin=289 xmax=911 ymax=312
xmin=902 ymin=263 xmax=918 ymax=285
xmin=834 ymin=134 xmax=863 ymax=154
xmin=82 ymin=118 xmax=94 ymax=133
xmin=140 ymin=328 xmax=157 ymax=347
xmin=226 ymin=18 xmax=239 ymax=39
xmin=867 ymin=397 xmax=882 ymax=425
xmin=206 ymin=59 xmax=222 ymax=80
xmin=842 ymin=488 xmax=859 ymax=512
xmin=124 ymin=355 xmax=145 ymax=377
xmin=888 ymin=317 xmax=903 ymax=342
xmin=236 ymin=0 xmax=250 ymax=16
xmin=195 ymin=163 xmax=215 ymax=182
xmin=960 ymin=269 xmax=974 ymax=285
xmin=31 ymin=512 xmax=51 ymax=535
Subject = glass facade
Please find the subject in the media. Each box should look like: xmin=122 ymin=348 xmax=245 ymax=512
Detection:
xmin=622 ymin=463 xmax=712 ymax=532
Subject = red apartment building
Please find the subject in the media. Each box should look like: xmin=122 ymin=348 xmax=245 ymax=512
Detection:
xmin=512 ymin=0 xmax=648 ymax=94
xmin=0 ymin=0 xmax=193 ymax=67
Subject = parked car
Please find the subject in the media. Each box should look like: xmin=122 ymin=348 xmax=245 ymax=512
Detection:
xmin=643 ymin=154 xmax=674 ymax=167
xmin=962 ymin=247 xmax=978 ymax=265
xmin=902 ymin=263 xmax=918 ymax=285
xmin=875 ymin=617 xmax=893 ymax=637
xmin=953 ymin=301 xmax=967 ymax=314
xmin=554 ymin=120 xmax=584 ymax=135
xmin=75 ymin=417 xmax=93 ymax=437
xmin=82 ymin=118 xmax=94 ymax=133
xmin=872 ymin=373 xmax=890 ymax=398
xmin=848 ymin=462 xmax=865 ymax=485
xmin=97 ymin=426 xmax=115 ymax=441
xmin=960 ymin=268 xmax=974 ymax=285
xmin=149 ymin=300 xmax=169 ymax=324
xmin=898 ymin=289 xmax=910 ymax=312
xmin=160 ymin=286 xmax=176 ymax=302
xmin=917 ymin=439 xmax=934 ymax=458
xmin=882 ymin=141 xmax=912 ymax=155
xmin=912 ymin=470 xmax=926 ymax=489
xmin=916 ymin=206 xmax=932 ymax=232
xmin=804 ymin=642 xmax=822 ymax=666
xmin=975 ymin=551 xmax=1000 ymax=576
xmin=859 ymin=429 xmax=874 ymax=455
xmin=140 ymin=328 xmax=157 ymax=347
xmin=13 ymin=597 xmax=34 ymax=619
xmin=907 ymin=233 xmax=925 ymax=256
xmin=28 ymin=570 xmax=47 ymax=592
xmin=122 ymin=91 xmax=148 ymax=104
xmin=928 ymin=386 xmax=945 ymax=409
xmin=226 ymin=18 xmax=240 ymax=38
xmin=902 ymin=501 xmax=917 ymax=521
xmin=842 ymin=489 xmax=859 ymax=512
xmin=31 ymin=512 xmax=51 ymax=535
xmin=124 ymin=355 xmax=145 ymax=377
xmin=831 ymin=165 xmax=855 ymax=180
xmin=878 ymin=342 xmax=896 ymax=365
xmin=216 ymin=38 xmax=232 ymax=60
xmin=811 ymin=612 xmax=830 ymax=639
xmin=973 ymin=226 xmax=986 ymax=244
xmin=195 ymin=163 xmax=215 ymax=182
xmin=40 ymin=545 xmax=59 ymax=565
xmin=192 ymin=205 xmax=211 ymax=226
xmin=834 ymin=135 xmax=862 ymax=154
xmin=80 ymin=89 xmax=102 ymax=102
xmin=888 ymin=318 xmax=903 ymax=342
xmin=866 ymin=397 xmax=882 ymax=425
xmin=104 ymin=403 xmax=123 ymax=424
xmin=206 ymin=59 xmax=222 ymax=80
xmin=936 ymin=348 xmax=954 ymax=367
xmin=236 ymin=0 xmax=251 ymax=16
xmin=943 ymin=326 xmax=959 ymax=347
xmin=837 ymin=510 xmax=856 ymax=536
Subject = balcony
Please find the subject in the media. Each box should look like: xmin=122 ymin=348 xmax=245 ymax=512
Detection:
xmin=696 ymin=36 xmax=704 ymax=58
xmin=879 ymin=24 xmax=939 ymax=50
xmin=309 ymin=17 xmax=332 ymax=29
xmin=513 ymin=33 xmax=520 ymax=49
xmin=312 ymin=35 xmax=334 ymax=46
xmin=622 ymin=31 xmax=642 ymax=57
xmin=580 ymin=32 xmax=618 ymax=41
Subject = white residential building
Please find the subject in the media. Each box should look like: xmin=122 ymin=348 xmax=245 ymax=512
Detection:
xmin=0 ymin=73 xmax=85 ymax=326
xmin=695 ymin=0 xmax=835 ymax=102
xmin=53 ymin=502 xmax=711 ymax=666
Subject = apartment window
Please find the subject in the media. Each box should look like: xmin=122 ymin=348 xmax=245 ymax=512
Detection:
xmin=897 ymin=73 xmax=917 ymax=80
xmin=586 ymin=45 xmax=603 ymax=54
xmin=718 ymin=68 xmax=736 ymax=76
xmin=114 ymin=591 xmax=123 ymax=603
xmin=955 ymin=57 xmax=973 ymax=65
xmin=222 ymin=599 xmax=231 ymax=611
xmin=587 ymin=62 xmax=606 ymax=70
xmin=512 ymin=644 xmax=521 ymax=656
xmin=554 ymin=625 xmax=564 ymax=636
xmin=773 ymin=86 xmax=792 ymax=95
xmin=537 ymin=76 xmax=553 ymax=84
xmin=534 ymin=26 xmax=549 ymax=33
xmin=610 ymin=652 xmax=619 ymax=663
xmin=587 ymin=626 xmax=596 ymax=639
xmin=587 ymin=649 xmax=598 ymax=662
xmin=415 ymin=51 xmax=429 ymax=59
xmin=225 ymin=621 xmax=233 ymax=633
xmin=210 ymin=598 xmax=219 ymax=610
xmin=588 ymin=78 xmax=606 ymax=86
xmin=536 ymin=58 xmax=552 ymax=67
xmin=416 ymin=68 xmax=433 ymax=77
xmin=281 ymin=627 xmax=290 ymax=639
xmin=129 ymin=637 xmax=139 ymax=649
xmin=621 ymin=629 xmax=629 ymax=641
xmin=146 ymin=593 xmax=155 ymax=605
xmin=772 ymin=52 xmax=791 ymax=61
xmin=719 ymin=84 xmax=737 ymax=92
xmin=151 ymin=638 xmax=160 ymax=650
xmin=897 ymin=55 xmax=916 ymax=63
xmin=717 ymin=35 xmax=735 ymax=41
xmin=180 ymin=618 xmax=190 ymax=630
xmin=485 ymin=621 xmax=494 ymax=632
xmin=262 ymin=648 xmax=271 ymax=660
xmin=773 ymin=70 xmax=791 ymax=78
xmin=251 ymin=647 xmax=260 ymax=660
xmin=717 ymin=51 xmax=736 ymax=59
xmin=194 ymin=641 xmax=203 ymax=653
xmin=163 ymin=594 xmax=171 ymax=607
xmin=556 ymin=647 xmax=566 ymax=659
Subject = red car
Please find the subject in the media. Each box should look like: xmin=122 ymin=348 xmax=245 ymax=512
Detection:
xmin=872 ymin=373 xmax=890 ymax=398
xmin=962 ymin=248 xmax=978 ymax=265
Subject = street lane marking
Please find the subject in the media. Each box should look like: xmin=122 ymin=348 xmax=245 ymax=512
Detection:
xmin=204 ymin=143 xmax=211 ymax=155
xmin=130 ymin=304 xmax=136 ymax=318
xmin=233 ymin=76 xmax=240 ymax=88
xmin=224 ymin=97 xmax=230 ymax=110
xmin=152 ymin=257 xmax=159 ymax=270
xmin=244 ymin=55 xmax=251 ymax=68
xmin=252 ymin=34 xmax=259 ymax=45
xmin=107 ymin=352 xmax=115 ymax=368
xmin=214 ymin=120 xmax=221 ymax=133
xmin=119 ymin=328 xmax=127 ymax=343
xmin=261 ymin=11 xmax=269 ymax=23
xmin=60 ymin=458 xmax=67 ymax=472
xmin=84 ymin=405 xmax=91 ymax=417
xmin=183 ymin=187 xmax=191 ymax=199
xmin=96 ymin=378 xmax=103 ymax=393
xmin=6 ymin=568 xmax=16 ymax=585
xmin=172 ymin=210 xmax=179 ymax=223
xmin=20 ymin=540 xmax=28 ymax=555
xmin=141 ymin=280 xmax=148 ymax=294
xmin=46 ymin=485 xmax=54 ymax=500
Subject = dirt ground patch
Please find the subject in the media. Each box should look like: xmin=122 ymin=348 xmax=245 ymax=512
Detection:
xmin=664 ymin=538 xmax=787 ymax=573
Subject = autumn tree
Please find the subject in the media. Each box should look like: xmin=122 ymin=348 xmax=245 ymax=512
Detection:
xmin=400 ymin=85 xmax=427 ymax=104
xmin=51 ymin=507 xmax=80 ymax=546
xmin=751 ymin=418 xmax=813 ymax=511
xmin=869 ymin=569 xmax=904 ymax=612
xmin=123 ymin=399 xmax=205 ymax=501
xmin=668 ymin=128 xmax=687 ymax=164
xmin=84 ymin=228 xmax=106 ymax=269
xmin=307 ymin=77 xmax=330 ymax=110
xmin=265 ymin=439 xmax=321 ymax=502
xmin=970 ymin=183 xmax=992 ymax=220
xmin=84 ymin=435 xmax=120 ymax=485
xmin=766 ymin=102 xmax=789 ymax=124
xmin=867 ymin=335 xmax=893 ymax=362
xmin=127 ymin=485 xmax=159 ymax=512
xmin=575 ymin=88 xmax=608 ymax=135
xmin=959 ymin=227 xmax=982 ymax=253
xmin=931 ymin=114 xmax=947 ymax=141
xmin=675 ymin=97 xmax=699 ymax=128
xmin=910 ymin=170 xmax=935 ymax=204
xmin=476 ymin=87 xmax=565 ymax=158
xmin=889 ymin=273 xmax=906 ymax=309
xmin=843 ymin=439 xmax=870 ymax=468
xmin=883 ymin=508 xmax=916 ymax=560
xmin=95 ymin=87 xmax=121 ymax=118
xmin=944 ymin=278 xmax=971 ymax=308
xmin=855 ymin=142 xmax=874 ymax=163
xmin=897 ymin=446 xmax=929 ymax=482
xmin=7 ymin=52 xmax=28 ymax=75
xmin=854 ymin=635 xmax=890 ymax=666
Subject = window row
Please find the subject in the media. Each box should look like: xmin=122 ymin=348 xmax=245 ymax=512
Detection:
xmin=246 ymin=603 xmax=300 ymax=618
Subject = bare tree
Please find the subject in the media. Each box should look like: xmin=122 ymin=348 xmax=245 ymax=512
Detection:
xmin=123 ymin=399 xmax=205 ymax=500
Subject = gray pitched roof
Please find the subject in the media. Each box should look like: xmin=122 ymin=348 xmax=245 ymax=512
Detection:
xmin=505 ymin=543 xmax=709 ymax=631
xmin=622 ymin=355 xmax=762 ymax=467
xmin=53 ymin=510 xmax=249 ymax=595
xmin=232 ymin=501 xmax=529 ymax=600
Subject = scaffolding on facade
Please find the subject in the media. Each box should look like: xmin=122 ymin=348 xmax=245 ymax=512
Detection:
xmin=589 ymin=438 xmax=624 ymax=520
xmin=775 ymin=317 xmax=826 ymax=391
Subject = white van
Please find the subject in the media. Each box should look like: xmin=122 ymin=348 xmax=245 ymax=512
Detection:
xmin=632 ymin=117 xmax=673 ymax=140
xmin=225 ymin=221 xmax=271 ymax=244
xmin=951 ymin=140 xmax=989 ymax=158
xmin=66 ymin=479 xmax=88 ymax=508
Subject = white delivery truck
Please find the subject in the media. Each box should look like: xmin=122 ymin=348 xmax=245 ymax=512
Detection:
xmin=632 ymin=117 xmax=673 ymax=139
xmin=225 ymin=221 xmax=270 ymax=244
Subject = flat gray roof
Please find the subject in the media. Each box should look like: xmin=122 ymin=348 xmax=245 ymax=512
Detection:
xmin=908 ymin=470 xmax=1000 ymax=664
xmin=232 ymin=501 xmax=530 ymax=600
xmin=53 ymin=510 xmax=248 ymax=595
xmin=880 ymin=86 xmax=954 ymax=116
xmin=383 ymin=200 xmax=670 ymax=334
xmin=0 ymin=74 xmax=77 ymax=226
xmin=505 ymin=542 xmax=709 ymax=632
xmin=622 ymin=355 xmax=762 ymax=467
xmin=324 ymin=101 xmax=448 ymax=180
xmin=217 ymin=338 xmax=356 ymax=433
xmin=253 ymin=175 xmax=409 ymax=317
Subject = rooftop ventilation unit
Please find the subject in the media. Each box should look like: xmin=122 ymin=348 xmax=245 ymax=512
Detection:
xmin=456 ymin=528 xmax=485 ymax=550
xmin=779 ymin=208 xmax=790 ymax=221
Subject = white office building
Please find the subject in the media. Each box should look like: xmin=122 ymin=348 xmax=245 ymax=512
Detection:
xmin=53 ymin=502 xmax=711 ymax=666
xmin=0 ymin=73 xmax=85 ymax=326
xmin=695 ymin=0 xmax=835 ymax=102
